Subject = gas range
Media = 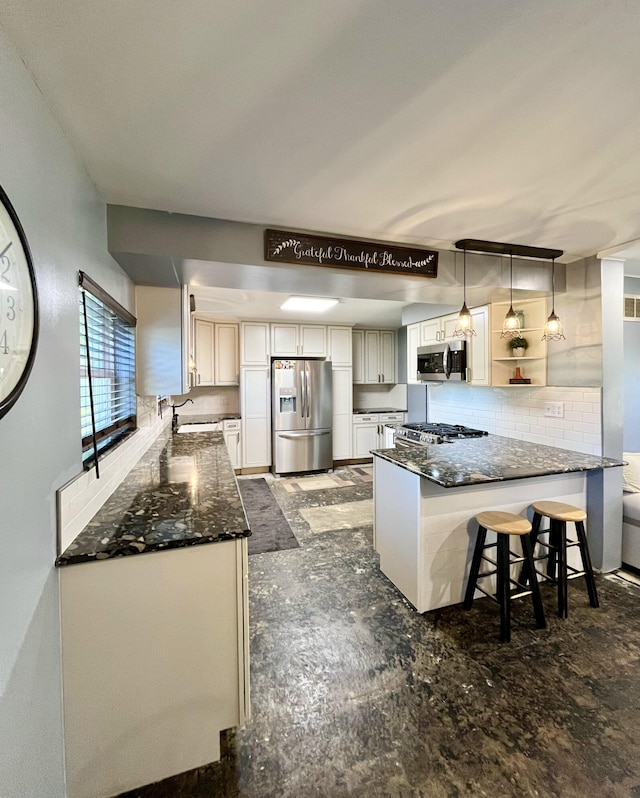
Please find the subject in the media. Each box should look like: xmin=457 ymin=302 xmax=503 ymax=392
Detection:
xmin=394 ymin=423 xmax=488 ymax=447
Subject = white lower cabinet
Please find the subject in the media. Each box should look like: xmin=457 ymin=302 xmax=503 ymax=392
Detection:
xmin=59 ymin=539 xmax=250 ymax=798
xmin=223 ymin=419 xmax=242 ymax=469
xmin=240 ymin=367 xmax=270 ymax=467
xmin=352 ymin=412 xmax=405 ymax=458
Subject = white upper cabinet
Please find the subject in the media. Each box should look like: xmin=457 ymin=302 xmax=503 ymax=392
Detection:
xmin=353 ymin=329 xmax=396 ymax=384
xmin=327 ymin=326 xmax=352 ymax=366
xmin=271 ymin=323 xmax=327 ymax=357
xmin=136 ymin=285 xmax=191 ymax=396
xmin=241 ymin=322 xmax=270 ymax=366
xmin=406 ymin=306 xmax=490 ymax=387
xmin=193 ymin=319 xmax=239 ymax=386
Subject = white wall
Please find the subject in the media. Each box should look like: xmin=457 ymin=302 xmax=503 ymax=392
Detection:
xmin=624 ymin=276 xmax=640 ymax=452
xmin=0 ymin=27 xmax=133 ymax=798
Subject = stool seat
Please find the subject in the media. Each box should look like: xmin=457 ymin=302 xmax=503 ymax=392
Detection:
xmin=476 ymin=511 xmax=532 ymax=536
xmin=531 ymin=501 xmax=586 ymax=523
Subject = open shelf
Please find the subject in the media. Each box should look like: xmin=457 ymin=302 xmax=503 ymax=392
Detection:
xmin=490 ymin=298 xmax=548 ymax=386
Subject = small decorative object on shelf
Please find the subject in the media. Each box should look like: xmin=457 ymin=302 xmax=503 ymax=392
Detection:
xmin=515 ymin=310 xmax=525 ymax=329
xmin=508 ymin=336 xmax=528 ymax=358
xmin=510 ymin=366 xmax=531 ymax=384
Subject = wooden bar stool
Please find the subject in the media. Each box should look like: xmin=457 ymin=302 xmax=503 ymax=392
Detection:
xmin=527 ymin=501 xmax=599 ymax=618
xmin=463 ymin=511 xmax=546 ymax=643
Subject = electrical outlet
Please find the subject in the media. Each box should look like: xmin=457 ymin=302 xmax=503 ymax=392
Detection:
xmin=544 ymin=401 xmax=564 ymax=418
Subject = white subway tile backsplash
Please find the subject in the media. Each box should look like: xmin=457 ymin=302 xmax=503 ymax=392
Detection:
xmin=429 ymin=384 xmax=602 ymax=456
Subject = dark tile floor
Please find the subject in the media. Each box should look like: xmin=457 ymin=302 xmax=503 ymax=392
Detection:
xmin=121 ymin=467 xmax=640 ymax=798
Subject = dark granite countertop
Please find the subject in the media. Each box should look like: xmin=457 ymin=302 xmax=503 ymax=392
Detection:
xmin=371 ymin=434 xmax=624 ymax=488
xmin=353 ymin=408 xmax=406 ymax=414
xmin=56 ymin=430 xmax=250 ymax=566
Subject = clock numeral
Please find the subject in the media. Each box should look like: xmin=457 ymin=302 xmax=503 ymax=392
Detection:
xmin=6 ymin=295 xmax=15 ymax=321
xmin=0 ymin=329 xmax=8 ymax=355
xmin=0 ymin=241 xmax=12 ymax=283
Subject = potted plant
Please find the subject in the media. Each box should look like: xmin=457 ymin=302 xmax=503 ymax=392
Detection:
xmin=508 ymin=336 xmax=528 ymax=357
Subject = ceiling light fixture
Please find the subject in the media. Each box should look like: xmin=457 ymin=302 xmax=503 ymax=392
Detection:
xmin=453 ymin=249 xmax=475 ymax=337
xmin=280 ymin=296 xmax=339 ymax=313
xmin=500 ymin=253 xmax=521 ymax=339
xmin=541 ymin=258 xmax=565 ymax=341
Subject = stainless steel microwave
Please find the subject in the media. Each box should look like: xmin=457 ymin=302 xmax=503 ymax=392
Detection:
xmin=417 ymin=341 xmax=467 ymax=381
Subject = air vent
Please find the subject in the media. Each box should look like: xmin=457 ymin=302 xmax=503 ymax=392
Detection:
xmin=625 ymin=295 xmax=640 ymax=320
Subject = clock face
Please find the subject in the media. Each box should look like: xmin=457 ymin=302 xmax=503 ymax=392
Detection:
xmin=0 ymin=185 xmax=38 ymax=420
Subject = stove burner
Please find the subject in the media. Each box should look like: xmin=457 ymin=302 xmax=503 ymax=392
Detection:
xmin=402 ymin=423 xmax=488 ymax=438
xmin=394 ymin=423 xmax=488 ymax=446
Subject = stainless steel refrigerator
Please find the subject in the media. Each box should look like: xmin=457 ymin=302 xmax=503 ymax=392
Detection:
xmin=272 ymin=358 xmax=333 ymax=475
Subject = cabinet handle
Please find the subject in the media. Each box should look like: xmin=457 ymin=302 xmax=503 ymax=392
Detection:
xmin=197 ymin=374 xmax=201 ymax=385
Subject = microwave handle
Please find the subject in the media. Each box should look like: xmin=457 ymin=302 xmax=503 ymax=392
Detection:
xmin=443 ymin=343 xmax=451 ymax=379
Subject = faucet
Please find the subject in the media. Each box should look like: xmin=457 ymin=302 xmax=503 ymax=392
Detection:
xmin=171 ymin=398 xmax=194 ymax=433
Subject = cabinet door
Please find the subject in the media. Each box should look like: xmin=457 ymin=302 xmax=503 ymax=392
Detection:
xmin=332 ymin=414 xmax=352 ymax=460
xmin=332 ymin=367 xmax=352 ymax=416
xmin=420 ymin=318 xmax=442 ymax=345
xmin=352 ymin=422 xmax=379 ymax=458
xmin=327 ymin=326 xmax=352 ymax=366
xmin=406 ymin=323 xmax=420 ymax=385
xmin=299 ymin=325 xmax=326 ymax=357
xmin=352 ymin=330 xmax=365 ymax=384
xmin=135 ymin=286 xmax=188 ymax=396
xmin=194 ymin=318 xmax=215 ymax=386
xmin=364 ymin=330 xmax=380 ymax=383
xmin=215 ymin=323 xmax=239 ymax=385
xmin=241 ymin=322 xmax=270 ymax=366
xmin=441 ymin=313 xmax=460 ymax=342
xmin=271 ymin=323 xmax=299 ymax=356
xmin=223 ymin=430 xmax=241 ymax=469
xmin=468 ymin=306 xmax=490 ymax=385
xmin=379 ymin=330 xmax=396 ymax=383
xmin=240 ymin=367 xmax=270 ymax=467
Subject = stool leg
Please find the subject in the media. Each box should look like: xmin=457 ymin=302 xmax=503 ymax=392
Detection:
xmin=464 ymin=525 xmax=487 ymax=609
xmin=520 ymin=512 xmax=542 ymax=587
xmin=547 ymin=520 xmax=558 ymax=581
xmin=521 ymin=534 xmax=546 ymax=629
xmin=496 ymin=533 xmax=511 ymax=643
xmin=557 ymin=520 xmax=568 ymax=618
xmin=575 ymin=520 xmax=600 ymax=608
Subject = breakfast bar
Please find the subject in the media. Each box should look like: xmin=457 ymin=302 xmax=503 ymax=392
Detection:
xmin=372 ymin=435 xmax=623 ymax=613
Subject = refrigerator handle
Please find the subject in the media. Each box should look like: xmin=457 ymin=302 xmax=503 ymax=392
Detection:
xmin=304 ymin=367 xmax=309 ymax=417
xmin=300 ymin=368 xmax=306 ymax=419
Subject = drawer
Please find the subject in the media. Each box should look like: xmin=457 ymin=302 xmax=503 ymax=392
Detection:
xmin=379 ymin=413 xmax=404 ymax=423
xmin=223 ymin=419 xmax=241 ymax=431
xmin=352 ymin=414 xmax=379 ymax=424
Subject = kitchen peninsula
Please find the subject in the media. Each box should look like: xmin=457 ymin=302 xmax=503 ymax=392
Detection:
xmin=56 ymin=430 xmax=250 ymax=798
xmin=372 ymin=436 xmax=623 ymax=613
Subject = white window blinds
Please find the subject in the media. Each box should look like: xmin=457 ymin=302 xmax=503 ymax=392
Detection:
xmin=79 ymin=271 xmax=136 ymax=471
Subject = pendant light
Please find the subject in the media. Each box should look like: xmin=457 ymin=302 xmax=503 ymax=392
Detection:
xmin=500 ymin=252 xmax=521 ymax=339
xmin=542 ymin=258 xmax=565 ymax=341
xmin=453 ymin=249 xmax=475 ymax=337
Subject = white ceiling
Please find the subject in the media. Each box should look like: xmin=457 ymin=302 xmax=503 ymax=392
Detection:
xmin=2 ymin=0 xmax=640 ymax=316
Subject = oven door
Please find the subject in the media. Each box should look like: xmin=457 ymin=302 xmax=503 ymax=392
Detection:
xmin=394 ymin=433 xmax=418 ymax=450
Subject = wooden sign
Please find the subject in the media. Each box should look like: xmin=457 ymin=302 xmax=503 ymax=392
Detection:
xmin=264 ymin=229 xmax=438 ymax=278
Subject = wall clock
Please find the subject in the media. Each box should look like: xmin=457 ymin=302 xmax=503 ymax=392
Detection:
xmin=0 ymin=184 xmax=39 ymax=420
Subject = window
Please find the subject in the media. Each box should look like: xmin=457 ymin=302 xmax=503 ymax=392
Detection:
xmin=79 ymin=271 xmax=136 ymax=468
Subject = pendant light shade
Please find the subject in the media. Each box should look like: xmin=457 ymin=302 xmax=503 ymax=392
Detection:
xmin=454 ymin=249 xmax=476 ymax=337
xmin=500 ymin=253 xmax=522 ymax=339
xmin=542 ymin=259 xmax=565 ymax=341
